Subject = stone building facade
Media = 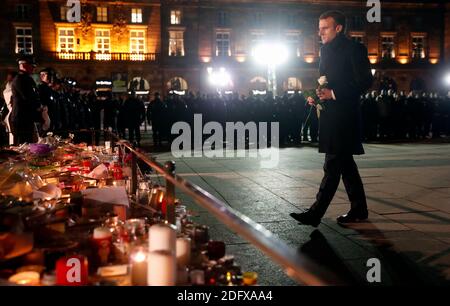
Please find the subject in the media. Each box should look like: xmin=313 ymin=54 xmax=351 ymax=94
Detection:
xmin=0 ymin=0 xmax=449 ymax=95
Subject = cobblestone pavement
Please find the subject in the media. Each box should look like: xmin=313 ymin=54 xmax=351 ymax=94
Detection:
xmin=142 ymin=134 xmax=450 ymax=286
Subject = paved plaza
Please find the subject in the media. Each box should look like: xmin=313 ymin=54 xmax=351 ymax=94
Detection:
xmin=148 ymin=141 xmax=450 ymax=285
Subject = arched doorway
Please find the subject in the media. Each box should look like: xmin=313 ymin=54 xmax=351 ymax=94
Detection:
xmin=128 ymin=76 xmax=150 ymax=93
xmin=250 ymin=76 xmax=267 ymax=92
xmin=167 ymin=77 xmax=188 ymax=91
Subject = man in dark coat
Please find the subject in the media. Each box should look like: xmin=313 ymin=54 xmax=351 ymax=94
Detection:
xmin=123 ymin=91 xmax=145 ymax=146
xmin=10 ymin=55 xmax=41 ymax=144
xmin=290 ymin=11 xmax=373 ymax=226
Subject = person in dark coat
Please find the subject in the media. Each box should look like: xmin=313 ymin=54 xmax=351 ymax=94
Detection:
xmin=123 ymin=91 xmax=145 ymax=146
xmin=147 ymin=92 xmax=164 ymax=146
xmin=290 ymin=11 xmax=373 ymax=226
xmin=9 ymin=55 xmax=42 ymax=144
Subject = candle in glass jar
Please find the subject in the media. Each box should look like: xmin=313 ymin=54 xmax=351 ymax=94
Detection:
xmin=148 ymin=223 xmax=176 ymax=254
xmin=8 ymin=271 xmax=40 ymax=286
xmin=147 ymin=250 xmax=176 ymax=286
xmin=130 ymin=247 xmax=148 ymax=286
xmin=242 ymin=271 xmax=258 ymax=286
xmin=92 ymin=227 xmax=112 ymax=266
xmin=176 ymin=237 xmax=191 ymax=267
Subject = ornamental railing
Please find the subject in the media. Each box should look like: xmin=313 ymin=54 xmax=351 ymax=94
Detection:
xmin=46 ymin=52 xmax=158 ymax=62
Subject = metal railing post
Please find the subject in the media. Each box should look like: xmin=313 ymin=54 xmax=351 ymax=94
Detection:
xmin=164 ymin=161 xmax=176 ymax=225
xmin=131 ymin=147 xmax=138 ymax=196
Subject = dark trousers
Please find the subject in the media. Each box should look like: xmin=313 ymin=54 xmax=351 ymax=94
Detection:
xmin=310 ymin=154 xmax=367 ymax=218
xmin=128 ymin=124 xmax=141 ymax=145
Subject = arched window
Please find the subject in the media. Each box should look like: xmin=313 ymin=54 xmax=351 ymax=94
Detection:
xmin=128 ymin=76 xmax=150 ymax=93
xmin=167 ymin=77 xmax=188 ymax=91
xmin=249 ymin=76 xmax=267 ymax=91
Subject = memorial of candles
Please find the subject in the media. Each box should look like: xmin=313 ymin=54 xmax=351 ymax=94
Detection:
xmin=0 ymin=135 xmax=254 ymax=286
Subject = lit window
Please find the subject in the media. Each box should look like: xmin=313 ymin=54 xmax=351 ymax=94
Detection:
xmin=58 ymin=28 xmax=75 ymax=52
xmin=381 ymin=36 xmax=395 ymax=59
xmin=97 ymin=7 xmax=108 ymax=22
xmin=95 ymin=30 xmax=110 ymax=53
xmin=168 ymin=31 xmax=184 ymax=56
xmin=60 ymin=5 xmax=68 ymax=21
xmin=15 ymin=27 xmax=33 ymax=54
xmin=170 ymin=10 xmax=181 ymax=25
xmin=216 ymin=32 xmax=231 ymax=57
xmin=132 ymin=8 xmax=142 ymax=23
xmin=130 ymin=30 xmax=145 ymax=53
xmin=412 ymin=36 xmax=426 ymax=59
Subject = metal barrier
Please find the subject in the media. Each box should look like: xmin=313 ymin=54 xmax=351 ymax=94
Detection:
xmin=107 ymin=135 xmax=344 ymax=286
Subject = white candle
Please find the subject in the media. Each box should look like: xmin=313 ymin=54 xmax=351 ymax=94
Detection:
xmin=147 ymin=250 xmax=176 ymax=286
xmin=148 ymin=223 xmax=176 ymax=254
xmin=176 ymin=237 xmax=191 ymax=267
xmin=130 ymin=248 xmax=148 ymax=286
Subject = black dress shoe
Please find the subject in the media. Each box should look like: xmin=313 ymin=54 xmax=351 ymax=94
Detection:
xmin=290 ymin=211 xmax=321 ymax=227
xmin=336 ymin=211 xmax=368 ymax=224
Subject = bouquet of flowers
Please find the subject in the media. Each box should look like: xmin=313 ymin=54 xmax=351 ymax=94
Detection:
xmin=303 ymin=76 xmax=329 ymax=118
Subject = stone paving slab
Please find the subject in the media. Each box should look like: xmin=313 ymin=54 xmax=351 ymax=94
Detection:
xmin=152 ymin=143 xmax=450 ymax=285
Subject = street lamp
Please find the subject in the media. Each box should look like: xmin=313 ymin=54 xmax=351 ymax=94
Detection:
xmin=444 ymin=73 xmax=450 ymax=87
xmin=207 ymin=67 xmax=232 ymax=94
xmin=253 ymin=43 xmax=289 ymax=97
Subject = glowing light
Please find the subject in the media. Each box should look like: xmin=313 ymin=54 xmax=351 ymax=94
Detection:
xmin=368 ymin=55 xmax=378 ymax=64
xmin=131 ymin=251 xmax=147 ymax=263
xmin=252 ymin=90 xmax=266 ymax=95
xmin=253 ymin=43 xmax=289 ymax=66
xmin=371 ymin=69 xmax=376 ymax=76
xmin=398 ymin=56 xmax=409 ymax=64
xmin=235 ymin=55 xmax=246 ymax=63
xmin=130 ymin=53 xmax=145 ymax=61
xmin=208 ymin=67 xmax=232 ymax=88
xmin=201 ymin=56 xmax=211 ymax=63
xmin=444 ymin=73 xmax=450 ymax=86
xmin=95 ymin=53 xmax=112 ymax=61
xmin=304 ymin=55 xmax=315 ymax=64
xmin=429 ymin=58 xmax=438 ymax=64
xmin=96 ymin=81 xmax=112 ymax=86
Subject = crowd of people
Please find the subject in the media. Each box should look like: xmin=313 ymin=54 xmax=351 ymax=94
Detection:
xmin=2 ymin=55 xmax=450 ymax=148
xmin=0 ymin=55 xmax=146 ymax=146
xmin=147 ymin=89 xmax=450 ymax=147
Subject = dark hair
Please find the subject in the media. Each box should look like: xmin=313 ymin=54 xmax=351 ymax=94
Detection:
xmin=319 ymin=10 xmax=346 ymax=32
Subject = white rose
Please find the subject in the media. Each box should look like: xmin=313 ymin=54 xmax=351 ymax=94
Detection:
xmin=318 ymin=76 xmax=328 ymax=86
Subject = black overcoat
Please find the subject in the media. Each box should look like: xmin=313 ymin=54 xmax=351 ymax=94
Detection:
xmin=318 ymin=34 xmax=373 ymax=155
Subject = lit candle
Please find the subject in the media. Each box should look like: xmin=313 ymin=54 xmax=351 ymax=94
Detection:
xmin=176 ymin=237 xmax=191 ymax=268
xmin=8 ymin=271 xmax=40 ymax=286
xmin=243 ymin=271 xmax=258 ymax=286
xmin=148 ymin=223 xmax=176 ymax=254
xmin=147 ymin=250 xmax=176 ymax=286
xmin=130 ymin=247 xmax=148 ymax=286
